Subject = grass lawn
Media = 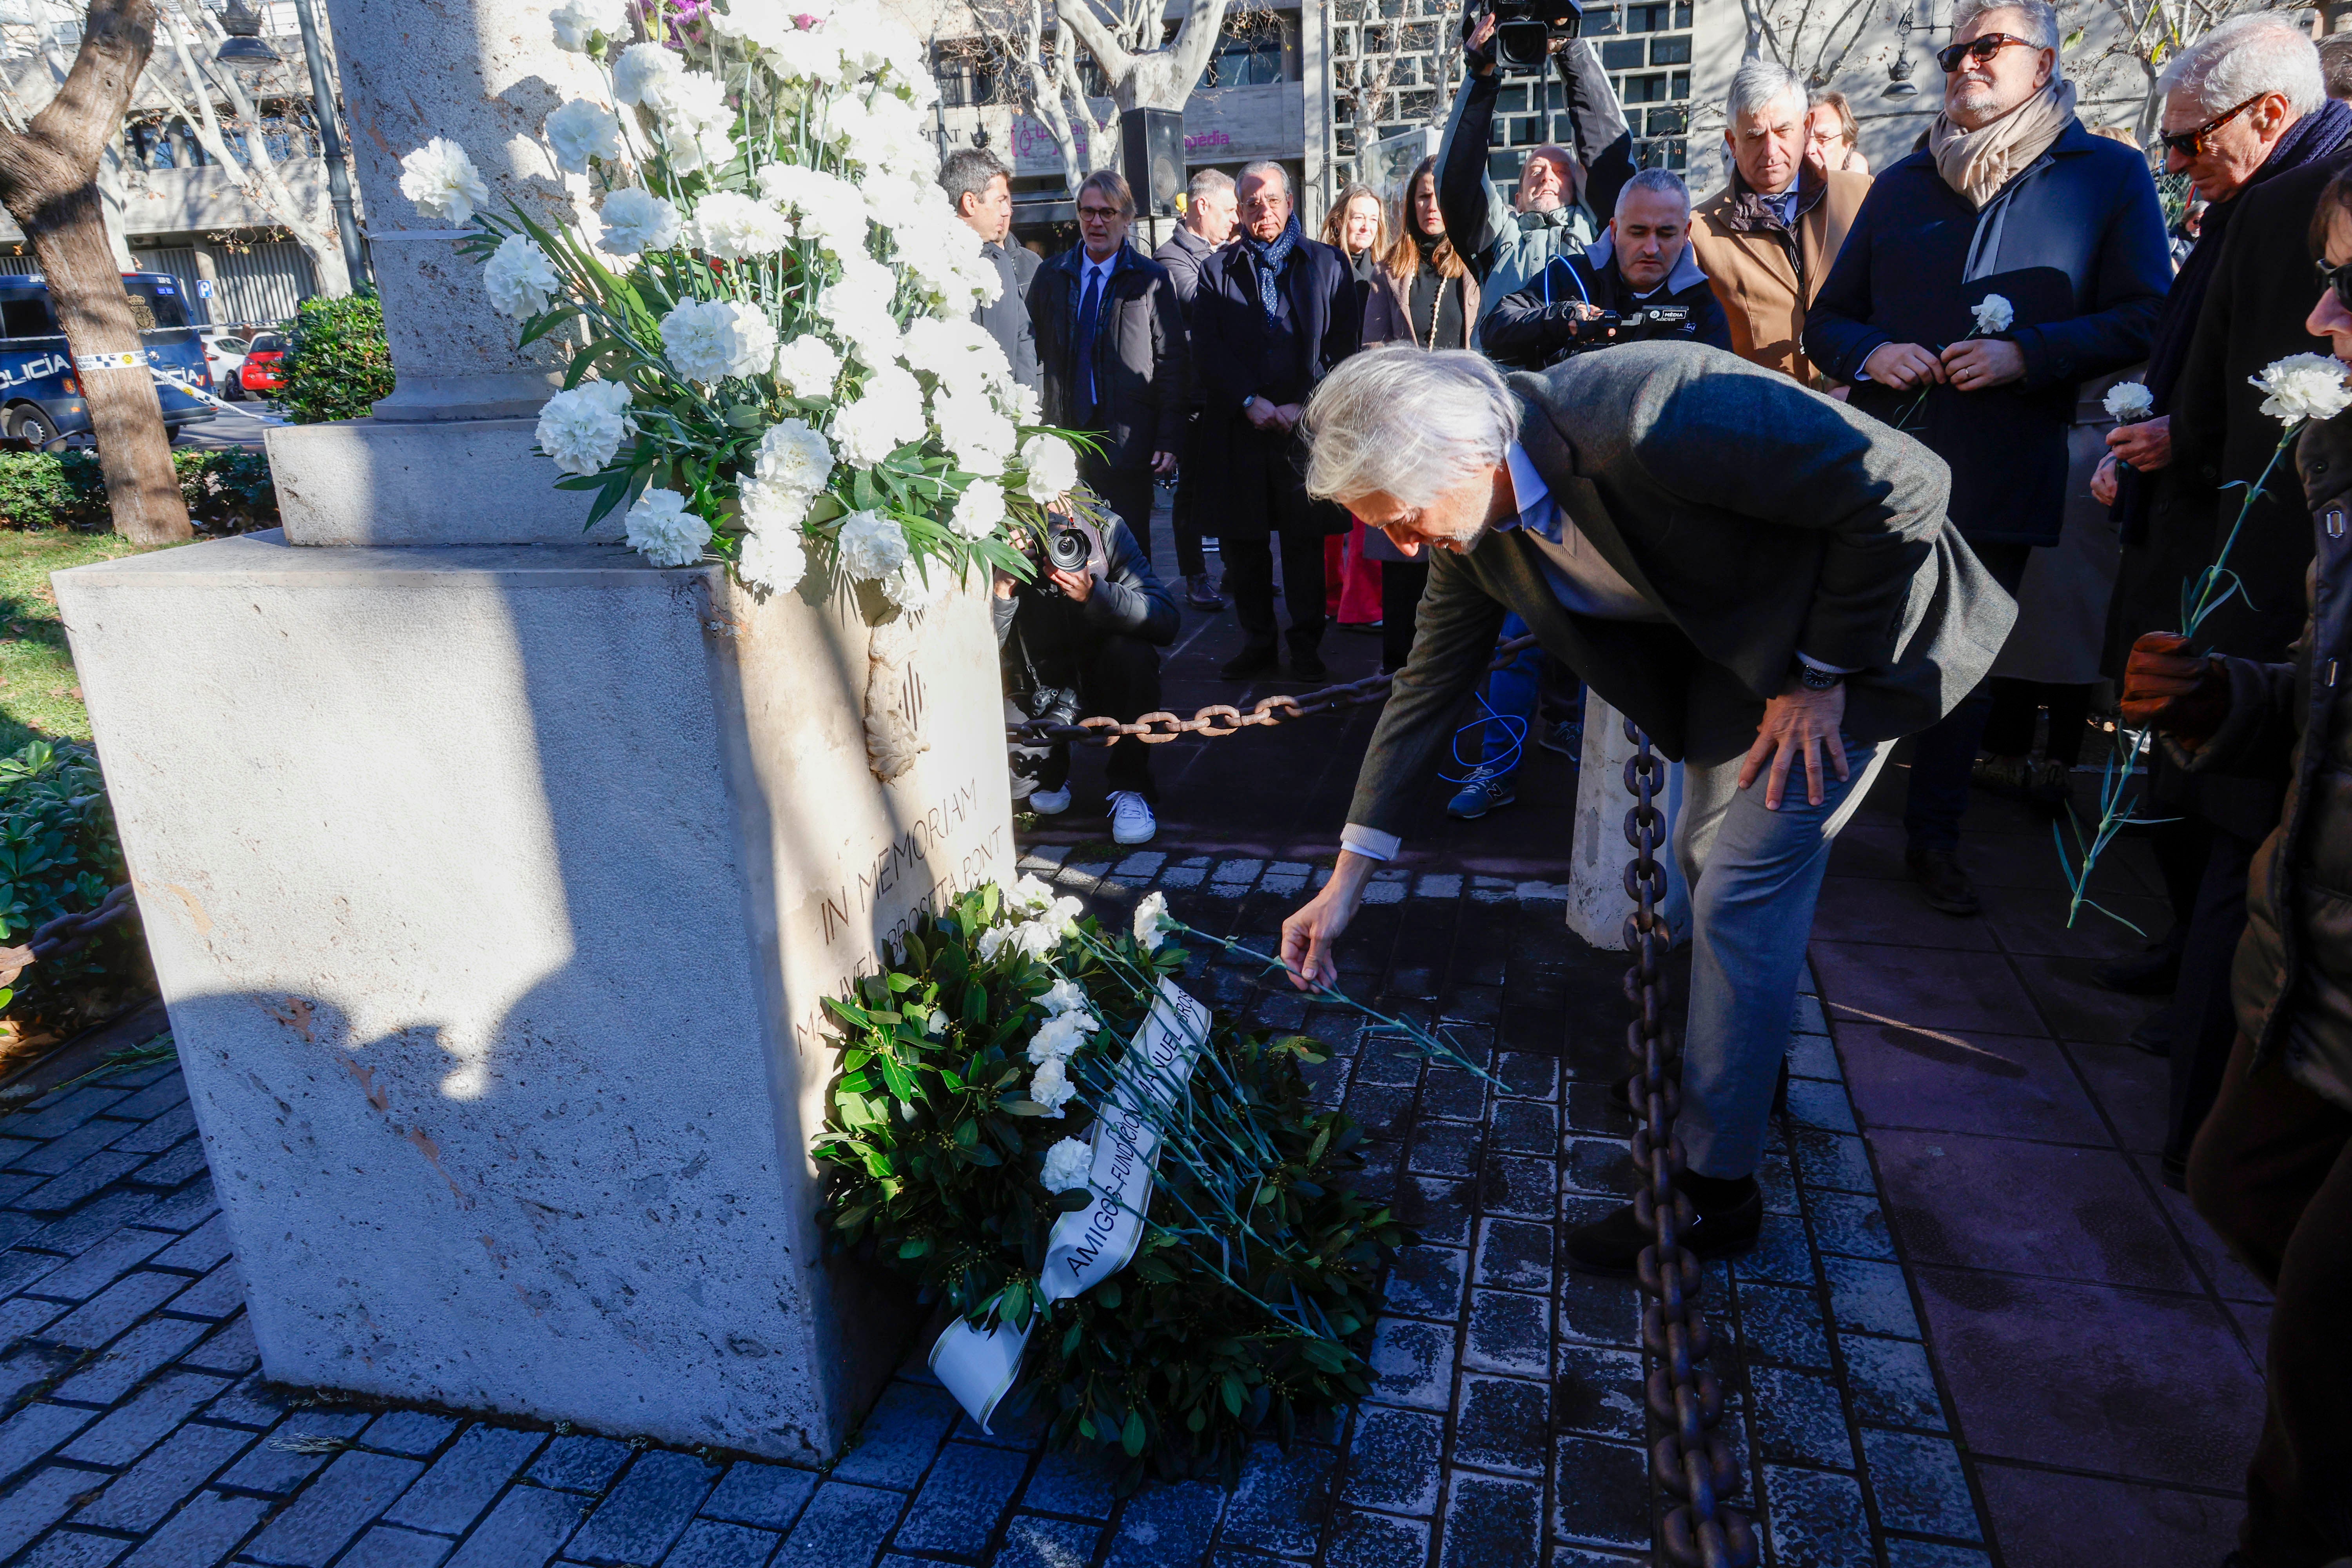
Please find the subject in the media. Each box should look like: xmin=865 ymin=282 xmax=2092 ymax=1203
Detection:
xmin=0 ymin=530 xmax=160 ymax=754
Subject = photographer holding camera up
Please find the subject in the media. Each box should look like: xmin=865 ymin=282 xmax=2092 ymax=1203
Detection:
xmin=995 ymin=510 xmax=1179 ymax=847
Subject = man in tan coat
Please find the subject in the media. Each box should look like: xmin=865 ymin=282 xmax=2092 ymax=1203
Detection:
xmin=1690 ymin=58 xmax=1871 ymax=381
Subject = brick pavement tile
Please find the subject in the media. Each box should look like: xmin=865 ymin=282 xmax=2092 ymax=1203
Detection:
xmin=1731 ymin=1214 xmax=1817 ymax=1289
xmin=1407 ymin=1120 xmax=1481 ymax=1178
xmin=1732 ymin=1282 xmax=1831 ymax=1371
xmin=1757 ymin=1147 xmax=1800 ymax=1217
xmin=1218 ymin=1440 xmax=1335 ymax=1557
xmin=1788 ymin=1031 xmax=1840 ymax=1080
xmin=1552 ymin=1344 xmax=1642 ymax=1445
xmin=1555 ymin=1267 xmax=1640 ymax=1350
xmin=567 ymin=1449 xmax=721 ymax=1565
xmin=0 ymin=1293 xmax=70 ymax=1350
xmin=661 ymin=1517 xmax=778 ymax=1567
xmin=20 ymin=1154 xmax=149 ymax=1215
xmin=1382 ymin=1245 xmax=1466 ymax=1319
xmin=358 ymin=1412 xmax=460 ymax=1459
xmin=22 ymin=1194 xmax=160 ymax=1259
xmin=106 ymin=1079 xmax=189 ymax=1125
xmin=109 ymin=1107 xmax=196 ymax=1160
xmin=1550 ymin=1438 xmax=1647 ymax=1552
xmin=335 ymin=1525 xmax=454 ymax=1568
xmin=1485 ymin=1100 xmax=1555 ymax=1156
xmin=1014 ymin=1448 xmax=1115 ymax=1522
xmin=177 ymin=1316 xmax=258 ymax=1378
xmin=119 ymin=1488 xmax=270 ymax=1568
xmin=1421 ymin=1068 xmax=1486 ymax=1123
xmin=1547 ymin=1550 xmax=1646 ymax=1567
xmin=1367 ymin=1318 xmax=1454 ymax=1412
xmin=51 ymin=1316 xmax=212 ymax=1404
xmin=147 ymin=1217 xmax=232 ymax=1276
xmin=27 ymin=1229 xmax=177 ymax=1306
xmin=0 ymin=1341 xmax=74 ymax=1404
xmin=128 ymin=1145 xmax=208 ymax=1194
xmin=1327 ymin=1509 xmax=1426 ymax=1568
xmin=44 ymin=1271 xmax=190 ymax=1351
xmin=526 ymin=1436 xmax=633 ymax=1494
xmin=1463 ymin=1290 xmax=1546 ymax=1379
xmin=202 ymin=1374 xmax=295 ymax=1430
xmin=1341 ymin=1406 xmax=1441 ymax=1517
xmin=1396 ymin=1177 xmax=1474 ymax=1249
xmin=1492 ymin=1053 xmax=1555 ymax=1102
xmin=769 ymin=1482 xmax=903 ymax=1568
xmin=1820 ymin=1256 xmax=1920 ymax=1340
xmin=1749 ymin=1367 xmax=1857 ymax=1471
xmin=383 ymin=1425 xmax=545 ymax=1535
xmin=1838 ymin=1334 xmax=1946 ymax=1430
xmin=242 ymin=1448 xmax=427 ymax=1566
xmin=1479 ymin=1155 xmax=1556 ymax=1220
xmin=443 ymin=1483 xmax=590 ymax=1568
xmin=830 ymin=1381 xmax=959 ymax=1489
xmin=1805 ymin=1189 xmax=1896 ymax=1262
xmin=3 ymin=1088 xmax=132 ymax=1144
xmin=0 ymin=1462 xmax=111 ymax=1557
xmin=1352 ymin=1140 xmax=1401 ymax=1206
xmin=1972 ymin=1461 xmax=2238 ymax=1568
xmin=73 ymin=1422 xmax=254 ymax=1532
xmin=1452 ymin=1376 xmax=1548 ymax=1478
xmin=1438 ymin=1473 xmax=1540 ymax=1568
xmin=991 ymin=1514 xmax=1097 ymax=1568
xmin=699 ymin=1461 xmax=816 ymax=1532
xmin=62 ymin=1372 xmax=232 ymax=1468
xmin=1858 ymin=1431 xmax=1979 ymax=1541
xmin=1356 ymin=1033 xmax=1429 ymax=1089
xmin=1099 ymin=1478 xmax=1223 ymax=1568
xmin=18 ymin=1528 xmax=132 ymax=1567
xmin=1341 ymin=1082 xmax=1414 ymax=1142
xmin=138 ymin=1183 xmax=217 ymax=1236
xmin=1760 ymin=1465 xmax=1871 ymax=1568
xmin=158 ymin=1263 xmax=243 ymax=1324
xmin=1883 ymin=1542 xmax=1993 ymax=1568
xmin=0 ymin=1208 xmax=42 ymax=1250
xmin=0 ymin=1401 xmax=98 ymax=1484
xmin=1470 ymin=1219 xmax=1550 ymax=1296
xmin=891 ymin=1441 xmax=1026 ymax=1558
xmin=17 ymin=1119 xmax=133 ymax=1178
xmin=210 ymin=1409 xmax=372 ymax=1494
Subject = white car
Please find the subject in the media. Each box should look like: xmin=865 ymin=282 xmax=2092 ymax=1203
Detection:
xmin=199 ymin=328 xmax=253 ymax=400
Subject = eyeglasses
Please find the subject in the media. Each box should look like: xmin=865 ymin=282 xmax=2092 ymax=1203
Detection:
xmin=2160 ymin=93 xmax=2269 ymax=158
xmin=2317 ymin=258 xmax=2352 ymax=313
xmin=1076 ymin=203 xmax=1123 ymax=223
xmin=1934 ymin=32 xmax=2038 ymax=73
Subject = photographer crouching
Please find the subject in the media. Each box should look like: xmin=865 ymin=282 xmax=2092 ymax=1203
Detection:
xmin=996 ymin=510 xmax=1178 ymax=847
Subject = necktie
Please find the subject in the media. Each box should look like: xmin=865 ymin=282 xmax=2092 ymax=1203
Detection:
xmin=1074 ymin=267 xmax=1103 ymax=420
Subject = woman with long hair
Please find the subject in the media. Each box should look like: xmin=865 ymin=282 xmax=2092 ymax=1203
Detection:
xmin=1322 ymin=183 xmax=1388 ymax=287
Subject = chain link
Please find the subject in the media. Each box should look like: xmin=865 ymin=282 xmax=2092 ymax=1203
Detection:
xmin=20 ymin=885 xmax=137 ymax=964
xmin=1005 ymin=634 xmax=1543 ymax=748
xmin=1621 ymin=719 xmax=1757 ymax=1568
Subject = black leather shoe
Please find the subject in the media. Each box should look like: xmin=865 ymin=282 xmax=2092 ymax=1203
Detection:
xmin=1184 ymin=573 xmax=1225 ymax=612
xmin=1290 ymin=650 xmax=1329 ymax=682
xmin=1565 ymin=1178 xmax=1763 ymax=1276
xmin=2095 ymin=942 xmax=2181 ymax=996
xmin=1220 ymin=646 xmax=1279 ymax=681
xmin=1905 ymin=846 xmax=1981 ymax=916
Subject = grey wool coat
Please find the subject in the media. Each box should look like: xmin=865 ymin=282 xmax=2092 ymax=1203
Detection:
xmin=1346 ymin=342 xmax=2018 ymax=839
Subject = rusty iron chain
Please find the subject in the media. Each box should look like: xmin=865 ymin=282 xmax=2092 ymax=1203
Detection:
xmin=1005 ymin=634 xmax=1543 ymax=748
xmin=1621 ymin=719 xmax=1756 ymax=1568
xmin=23 ymin=885 xmax=137 ymax=963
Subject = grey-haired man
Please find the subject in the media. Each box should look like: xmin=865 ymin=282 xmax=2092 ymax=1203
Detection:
xmin=1278 ymin=345 xmax=2014 ymax=1271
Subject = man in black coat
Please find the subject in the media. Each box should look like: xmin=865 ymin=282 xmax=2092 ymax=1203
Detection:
xmin=1153 ymin=168 xmax=1238 ymax=611
xmin=1192 ymin=160 xmax=1362 ymax=681
xmin=1027 ymin=171 xmax=1185 ymax=560
xmin=1482 ymin=168 xmax=1733 ymax=369
xmin=940 ymin=147 xmax=1039 ymax=393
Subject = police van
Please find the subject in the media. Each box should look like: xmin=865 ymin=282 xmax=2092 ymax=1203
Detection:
xmin=0 ymin=271 xmax=217 ymax=448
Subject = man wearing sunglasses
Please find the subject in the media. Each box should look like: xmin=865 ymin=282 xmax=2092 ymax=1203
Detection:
xmin=1806 ymin=0 xmax=2169 ymax=920
xmin=2098 ymin=16 xmax=2352 ymax=1192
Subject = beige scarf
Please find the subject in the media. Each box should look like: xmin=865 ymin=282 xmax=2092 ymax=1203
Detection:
xmin=1930 ymin=78 xmax=2078 ymax=209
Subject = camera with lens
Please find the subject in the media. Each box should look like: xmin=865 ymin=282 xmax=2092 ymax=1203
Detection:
xmin=1486 ymin=0 xmax=1584 ymax=72
xmin=1022 ymin=517 xmax=1109 ymax=580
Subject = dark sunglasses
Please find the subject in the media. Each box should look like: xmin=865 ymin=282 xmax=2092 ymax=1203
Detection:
xmin=1934 ymin=32 xmax=2036 ymax=73
xmin=2160 ymin=93 xmax=2268 ymax=158
xmin=2318 ymin=258 xmax=2352 ymax=313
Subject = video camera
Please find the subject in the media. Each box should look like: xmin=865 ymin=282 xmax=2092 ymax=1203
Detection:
xmin=1485 ymin=0 xmax=1584 ymax=73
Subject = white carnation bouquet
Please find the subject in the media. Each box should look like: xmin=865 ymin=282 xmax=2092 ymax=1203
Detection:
xmin=396 ymin=0 xmax=1089 ymax=609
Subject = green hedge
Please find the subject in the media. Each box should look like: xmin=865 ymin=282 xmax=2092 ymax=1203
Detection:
xmin=279 ymin=290 xmax=395 ymax=424
xmin=0 ymin=449 xmax=278 ymax=533
xmin=0 ymin=739 xmax=145 ymax=1031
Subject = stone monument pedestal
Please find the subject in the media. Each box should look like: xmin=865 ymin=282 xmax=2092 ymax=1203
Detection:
xmin=55 ymin=538 xmax=1011 ymax=1459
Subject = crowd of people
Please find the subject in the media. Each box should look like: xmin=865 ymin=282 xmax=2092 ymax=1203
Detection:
xmin=940 ymin=8 xmax=2352 ymax=1558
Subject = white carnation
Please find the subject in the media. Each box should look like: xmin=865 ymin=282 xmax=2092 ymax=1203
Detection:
xmin=2249 ymin=352 xmax=2352 ymax=425
xmin=773 ymin=334 xmax=842 ymax=399
xmin=933 ymin=391 xmax=1013 ymax=476
xmin=646 ymin=69 xmax=736 ymax=173
xmin=750 ymin=417 xmax=834 ymax=503
xmin=1019 ymin=434 xmax=1078 ymax=505
xmin=535 ymin=380 xmax=635 ymax=475
xmin=882 ymin=556 xmax=949 ymax=612
xmin=830 ymin=364 xmax=925 ymax=468
xmin=481 ymin=234 xmax=561 ymax=319
xmin=1003 ymin=874 xmax=1056 ymax=915
xmin=835 ymin=508 xmax=910 ymax=581
xmin=660 ymin=298 xmax=776 ymax=384
xmin=1041 ymin=978 xmax=1090 ymax=1014
xmin=397 ymin=138 xmax=487 ymax=226
xmin=624 ymin=488 xmax=711 ymax=568
xmin=596 ymin=187 xmax=683 ymax=257
xmin=1026 ymin=1007 xmax=1092 ymax=1067
xmin=1028 ymin=1054 xmax=1078 ymax=1117
xmin=948 ymin=480 xmax=1004 ymax=541
xmin=761 ymin=165 xmax=868 ymax=256
xmin=1038 ymin=1136 xmax=1093 ymax=1194
xmin=611 ymin=42 xmax=682 ymax=107
xmin=544 ymin=98 xmax=621 ymax=174
xmin=548 ymin=0 xmax=628 ymax=51
xmin=1133 ymin=890 xmax=1172 ymax=952
xmin=976 ymin=924 xmax=1011 ymax=964
xmin=1970 ymin=294 xmax=2013 ymax=336
xmin=2102 ymin=381 xmax=2155 ymax=424
xmin=691 ymin=190 xmax=792 ymax=260
xmin=737 ymin=526 xmax=808 ymax=593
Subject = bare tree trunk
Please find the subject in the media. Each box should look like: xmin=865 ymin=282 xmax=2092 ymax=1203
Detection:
xmin=0 ymin=0 xmax=192 ymax=547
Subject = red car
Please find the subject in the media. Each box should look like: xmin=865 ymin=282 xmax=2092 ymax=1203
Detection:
xmin=238 ymin=331 xmax=287 ymax=394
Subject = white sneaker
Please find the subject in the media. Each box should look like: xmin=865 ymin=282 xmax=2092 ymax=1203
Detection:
xmin=1029 ymin=785 xmax=1072 ymax=815
xmin=1109 ymin=790 xmax=1156 ymax=845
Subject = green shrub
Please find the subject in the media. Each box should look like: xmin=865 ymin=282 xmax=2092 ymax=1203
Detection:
xmin=0 ymin=739 xmax=144 ymax=1027
xmin=279 ymin=289 xmax=395 ymax=424
xmin=0 ymin=450 xmax=278 ymax=533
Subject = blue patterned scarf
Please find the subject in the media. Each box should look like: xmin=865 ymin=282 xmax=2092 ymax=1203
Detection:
xmin=1239 ymin=215 xmax=1301 ymax=323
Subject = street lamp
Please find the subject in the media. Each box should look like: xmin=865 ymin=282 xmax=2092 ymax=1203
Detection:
xmin=1886 ymin=8 xmax=1921 ymax=96
xmin=216 ymin=0 xmax=370 ymax=290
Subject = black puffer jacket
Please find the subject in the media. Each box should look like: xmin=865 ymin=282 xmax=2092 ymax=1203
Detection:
xmin=994 ymin=514 xmax=1179 ymax=697
xmin=2181 ymin=408 xmax=2352 ymax=1109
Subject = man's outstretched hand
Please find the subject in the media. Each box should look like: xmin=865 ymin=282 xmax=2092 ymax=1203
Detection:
xmin=1281 ymin=852 xmax=1376 ymax=990
xmin=1737 ymin=678 xmax=1849 ymax=810
xmin=2121 ymin=631 xmax=2230 ymax=746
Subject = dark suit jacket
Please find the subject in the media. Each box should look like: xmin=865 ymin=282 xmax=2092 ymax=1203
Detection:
xmin=1345 ymin=343 xmax=2018 ymax=836
xmin=975 ymin=239 xmax=1040 ymax=393
xmin=1027 ymin=242 xmax=1187 ymax=471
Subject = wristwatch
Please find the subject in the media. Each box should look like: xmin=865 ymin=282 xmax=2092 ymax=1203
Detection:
xmin=1795 ymin=661 xmax=1844 ymax=692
